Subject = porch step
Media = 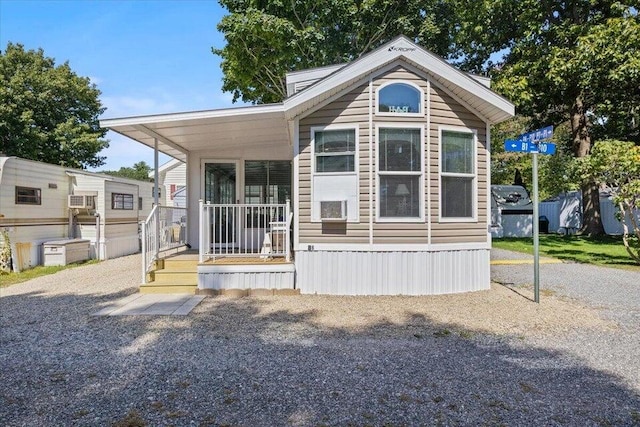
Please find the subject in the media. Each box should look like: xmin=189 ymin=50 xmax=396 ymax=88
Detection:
xmin=140 ymin=283 xmax=197 ymax=294
xmin=143 ymin=255 xmax=199 ymax=294
xmin=153 ymin=270 xmax=198 ymax=284
xmin=161 ymin=259 xmax=199 ymax=272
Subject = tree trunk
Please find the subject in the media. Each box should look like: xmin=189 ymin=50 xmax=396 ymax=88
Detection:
xmin=571 ymin=95 xmax=606 ymax=236
xmin=580 ymin=181 xmax=605 ymax=236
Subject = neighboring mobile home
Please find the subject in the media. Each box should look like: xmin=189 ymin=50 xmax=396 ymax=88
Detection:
xmin=154 ymin=158 xmax=186 ymax=208
xmin=102 ymin=36 xmax=515 ymax=295
xmin=0 ymin=156 xmax=158 ymax=271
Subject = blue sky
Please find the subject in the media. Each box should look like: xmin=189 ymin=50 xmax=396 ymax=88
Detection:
xmin=0 ymin=0 xmax=241 ymax=171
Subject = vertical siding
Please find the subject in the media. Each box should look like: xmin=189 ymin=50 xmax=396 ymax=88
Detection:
xmin=198 ymin=268 xmax=295 ymax=290
xmin=295 ymin=249 xmax=490 ymax=295
xmin=429 ymin=85 xmax=489 ymax=244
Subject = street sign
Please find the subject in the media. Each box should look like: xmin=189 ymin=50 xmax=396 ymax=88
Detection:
xmin=502 ymin=125 xmax=555 ymax=304
xmin=518 ymin=125 xmax=554 ymax=143
xmin=504 ymin=139 xmax=531 ymax=152
xmin=504 ymin=139 xmax=556 ymax=155
xmin=536 ymin=142 xmax=556 ymax=155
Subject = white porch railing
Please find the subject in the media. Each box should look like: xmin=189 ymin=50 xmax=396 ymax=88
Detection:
xmin=141 ymin=205 xmax=188 ymax=283
xmin=199 ymin=199 xmax=291 ymax=263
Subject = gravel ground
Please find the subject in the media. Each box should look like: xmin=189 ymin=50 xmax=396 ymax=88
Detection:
xmin=1 ymin=252 xmax=639 ymax=426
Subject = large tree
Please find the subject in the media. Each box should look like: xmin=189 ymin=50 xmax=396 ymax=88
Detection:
xmin=213 ymin=0 xmax=456 ymax=104
xmin=455 ymin=1 xmax=639 ymax=235
xmin=0 ymin=43 xmax=108 ymax=168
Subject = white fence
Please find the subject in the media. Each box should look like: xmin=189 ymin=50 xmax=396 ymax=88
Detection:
xmin=140 ymin=205 xmax=188 ymax=283
xmin=199 ymin=200 xmax=291 ymax=263
xmin=539 ymin=195 xmax=638 ymax=235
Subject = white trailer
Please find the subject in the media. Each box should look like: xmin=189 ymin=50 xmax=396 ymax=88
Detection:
xmin=0 ymin=157 xmax=159 ymax=271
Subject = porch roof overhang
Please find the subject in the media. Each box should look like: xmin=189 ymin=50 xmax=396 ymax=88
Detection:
xmin=100 ymin=104 xmax=289 ymax=162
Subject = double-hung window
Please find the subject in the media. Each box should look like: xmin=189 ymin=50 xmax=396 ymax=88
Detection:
xmin=377 ymin=126 xmax=423 ymax=220
xmin=311 ymin=127 xmax=358 ymax=222
xmin=440 ymin=129 xmax=476 ymax=220
xmin=314 ymin=129 xmax=356 ymax=173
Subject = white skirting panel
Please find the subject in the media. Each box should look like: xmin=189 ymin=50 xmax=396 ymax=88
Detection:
xmin=198 ymin=264 xmax=295 ymax=290
xmin=102 ymin=236 xmax=140 ymax=260
xmin=295 ymin=249 xmax=490 ymax=295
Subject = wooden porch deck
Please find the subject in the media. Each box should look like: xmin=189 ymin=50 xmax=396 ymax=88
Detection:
xmin=164 ymin=250 xmax=292 ymax=265
xmin=141 ymin=249 xmax=294 ymax=295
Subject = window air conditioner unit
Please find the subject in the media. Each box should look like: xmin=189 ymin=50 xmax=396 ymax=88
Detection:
xmin=320 ymin=200 xmax=347 ymax=221
xmin=68 ymin=195 xmax=95 ymax=209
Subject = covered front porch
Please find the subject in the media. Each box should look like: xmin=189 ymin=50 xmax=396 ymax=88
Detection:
xmin=101 ymin=105 xmax=297 ymax=294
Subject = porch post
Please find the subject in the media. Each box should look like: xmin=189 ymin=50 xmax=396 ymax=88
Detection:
xmin=198 ymin=199 xmax=204 ymax=263
xmin=285 ymin=199 xmax=291 ymax=262
xmin=153 ymin=138 xmax=160 ymax=258
xmin=141 ymin=221 xmax=147 ymax=284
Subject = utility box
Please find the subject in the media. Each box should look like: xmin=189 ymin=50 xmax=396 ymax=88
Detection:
xmin=43 ymin=239 xmax=91 ymax=266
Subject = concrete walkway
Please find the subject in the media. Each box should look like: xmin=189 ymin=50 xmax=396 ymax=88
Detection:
xmin=92 ymin=293 xmax=204 ymax=316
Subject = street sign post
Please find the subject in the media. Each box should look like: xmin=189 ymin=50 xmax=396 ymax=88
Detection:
xmin=503 ymin=126 xmax=555 ymax=303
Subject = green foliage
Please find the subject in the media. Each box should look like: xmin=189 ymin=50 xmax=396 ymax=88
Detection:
xmin=491 ymin=117 xmax=577 ymax=200
xmin=460 ymin=1 xmax=638 ymax=234
xmin=0 ymin=43 xmax=108 ymax=168
xmin=102 ymin=161 xmax=153 ymax=182
xmin=0 ymin=229 xmax=11 ymax=274
xmin=476 ymin=2 xmax=640 ymax=147
xmin=214 ymin=0 xmax=456 ymax=104
xmin=574 ymin=140 xmax=640 ymax=263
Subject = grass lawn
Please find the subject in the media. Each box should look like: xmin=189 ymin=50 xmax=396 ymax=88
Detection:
xmin=0 ymin=260 xmax=98 ymax=288
xmin=493 ymin=234 xmax=640 ymax=271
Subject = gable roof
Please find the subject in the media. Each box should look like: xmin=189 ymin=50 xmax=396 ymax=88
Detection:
xmin=101 ymin=36 xmax=514 ymax=159
xmin=284 ymin=35 xmax=514 ymax=124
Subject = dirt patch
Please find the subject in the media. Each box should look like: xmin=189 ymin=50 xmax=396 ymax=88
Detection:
xmin=195 ymin=283 xmax=615 ymax=339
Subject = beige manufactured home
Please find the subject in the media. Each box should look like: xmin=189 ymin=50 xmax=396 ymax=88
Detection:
xmin=0 ymin=156 xmax=158 ymax=270
xmin=102 ymin=36 xmax=514 ymax=295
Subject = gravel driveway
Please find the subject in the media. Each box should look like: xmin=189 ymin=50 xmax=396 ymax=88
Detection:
xmin=1 ymin=252 xmax=639 ymax=426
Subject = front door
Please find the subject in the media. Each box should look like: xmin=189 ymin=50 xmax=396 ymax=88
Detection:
xmin=203 ymin=162 xmax=238 ymax=247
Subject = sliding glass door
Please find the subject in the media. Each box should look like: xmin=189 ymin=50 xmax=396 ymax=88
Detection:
xmin=204 ymin=162 xmax=238 ymax=247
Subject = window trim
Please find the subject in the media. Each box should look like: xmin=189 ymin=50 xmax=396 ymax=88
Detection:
xmin=15 ymin=186 xmax=41 ymax=205
xmin=112 ymin=193 xmax=135 ymax=210
xmin=311 ymin=125 xmax=359 ymax=176
xmin=438 ymin=125 xmax=478 ymax=223
xmin=310 ymin=124 xmax=360 ymax=223
xmin=375 ymin=123 xmax=425 ymax=223
xmin=375 ymin=80 xmax=425 ymax=118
